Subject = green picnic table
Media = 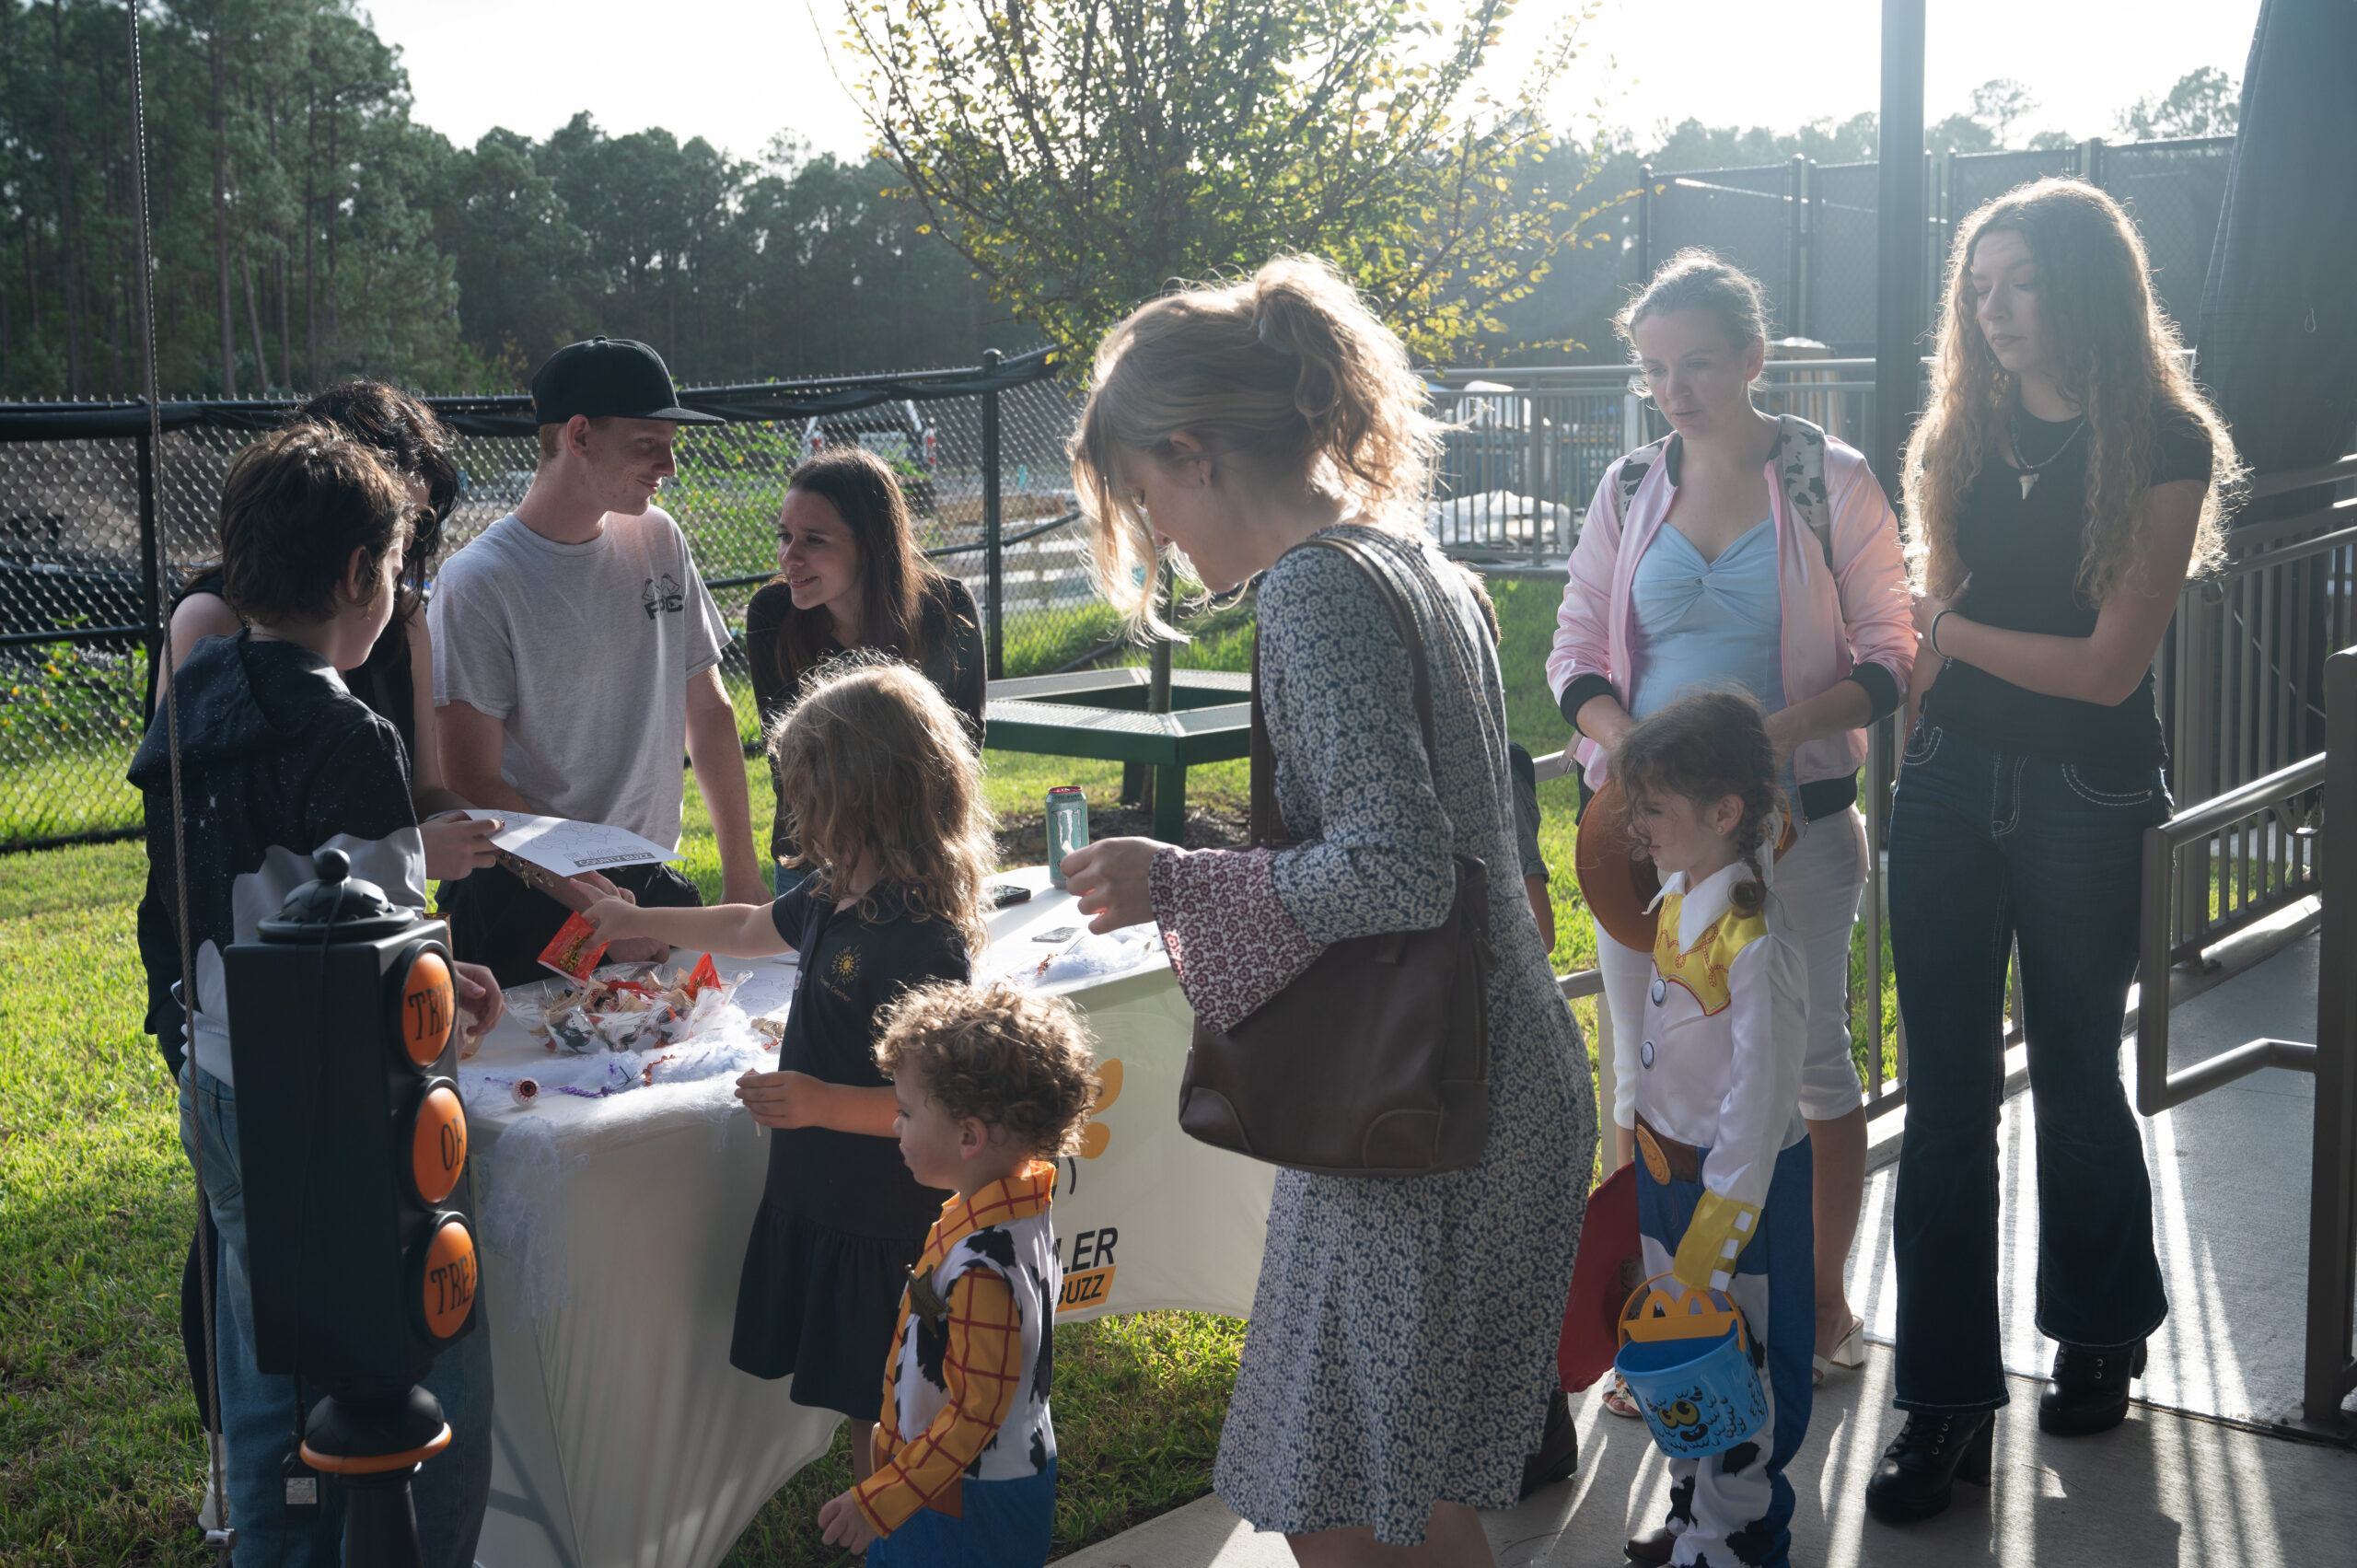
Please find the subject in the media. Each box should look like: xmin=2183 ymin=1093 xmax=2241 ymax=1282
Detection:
xmin=983 ymin=668 xmax=1253 ymax=842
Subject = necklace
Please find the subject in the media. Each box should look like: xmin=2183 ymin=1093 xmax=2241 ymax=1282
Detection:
xmin=2008 ymin=411 xmax=2086 ymax=500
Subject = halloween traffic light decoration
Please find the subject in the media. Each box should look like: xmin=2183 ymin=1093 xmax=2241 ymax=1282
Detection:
xmin=226 ymin=849 xmax=477 ymax=1565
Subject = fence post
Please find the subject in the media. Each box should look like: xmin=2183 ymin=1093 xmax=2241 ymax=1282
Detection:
xmin=2076 ymin=136 xmax=2107 ymax=189
xmin=981 ymin=349 xmax=1004 ymax=679
xmin=1785 ymin=155 xmax=1806 ymax=340
xmin=1873 ymin=0 xmax=1927 ymax=508
xmin=1635 ymin=162 xmax=1655 ymax=282
xmin=136 ymin=426 xmax=161 ymax=722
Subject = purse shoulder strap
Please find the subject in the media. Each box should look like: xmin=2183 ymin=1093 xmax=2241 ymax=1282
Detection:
xmin=1249 ymin=528 xmax=1439 ymax=848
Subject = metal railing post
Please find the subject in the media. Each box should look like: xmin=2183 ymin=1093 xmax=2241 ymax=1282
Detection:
xmin=1635 ymin=163 xmax=1655 ymax=282
xmin=2305 ymin=649 xmax=2357 ymax=1428
xmin=136 ymin=426 xmax=161 ymax=722
xmin=981 ymin=349 xmax=1004 ymax=679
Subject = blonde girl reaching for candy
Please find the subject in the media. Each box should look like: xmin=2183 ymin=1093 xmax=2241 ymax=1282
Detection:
xmin=584 ymin=653 xmax=993 ymax=1474
xmin=1610 ymin=690 xmax=1813 ymax=1568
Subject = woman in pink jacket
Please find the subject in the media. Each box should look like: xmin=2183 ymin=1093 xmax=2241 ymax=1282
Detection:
xmin=1549 ymin=250 xmax=1914 ymax=1397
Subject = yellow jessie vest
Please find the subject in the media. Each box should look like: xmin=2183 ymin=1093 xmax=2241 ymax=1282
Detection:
xmin=1652 ymin=892 xmax=1769 ymax=1017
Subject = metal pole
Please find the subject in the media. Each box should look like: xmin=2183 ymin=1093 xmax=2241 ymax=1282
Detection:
xmin=980 ymin=349 xmax=1004 ymax=679
xmin=1873 ymin=0 xmax=1927 ymax=507
xmin=136 ymin=428 xmax=160 ymax=723
xmin=1635 ymin=163 xmax=1655 ymax=283
xmin=2304 ymin=648 xmax=2357 ymax=1430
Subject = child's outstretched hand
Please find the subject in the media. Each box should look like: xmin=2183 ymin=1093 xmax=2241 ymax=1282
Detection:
xmin=581 ymin=897 xmax=643 ymax=941
xmin=817 ymin=1489 xmax=877 ymax=1552
xmin=450 ymin=960 xmax=505 ymax=1058
xmin=735 ymin=1068 xmax=831 ymax=1130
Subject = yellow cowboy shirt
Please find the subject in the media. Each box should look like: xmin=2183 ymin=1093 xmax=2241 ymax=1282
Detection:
xmin=1636 ymin=860 xmax=1808 ymax=1291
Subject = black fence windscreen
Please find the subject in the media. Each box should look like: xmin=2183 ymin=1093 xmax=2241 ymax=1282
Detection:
xmin=1638 ymin=135 xmax=2236 ymax=356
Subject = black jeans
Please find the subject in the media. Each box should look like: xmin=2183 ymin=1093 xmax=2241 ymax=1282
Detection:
xmin=1887 ymin=721 xmax=2170 ymax=1411
xmin=438 ymin=860 xmax=704 ymax=989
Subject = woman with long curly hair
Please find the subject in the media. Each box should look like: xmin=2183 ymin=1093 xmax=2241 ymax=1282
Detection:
xmin=1867 ymin=178 xmax=2241 ymax=1525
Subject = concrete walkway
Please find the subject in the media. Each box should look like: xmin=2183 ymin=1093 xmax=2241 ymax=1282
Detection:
xmin=1056 ymin=1357 xmax=2357 ymax=1566
xmin=1060 ymin=929 xmax=2357 ymax=1563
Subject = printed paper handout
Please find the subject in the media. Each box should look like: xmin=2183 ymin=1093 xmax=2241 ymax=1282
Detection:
xmin=462 ymin=810 xmax=679 ymax=878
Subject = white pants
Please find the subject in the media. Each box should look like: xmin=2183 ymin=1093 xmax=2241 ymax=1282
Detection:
xmin=1596 ymin=805 xmax=1867 ymax=1132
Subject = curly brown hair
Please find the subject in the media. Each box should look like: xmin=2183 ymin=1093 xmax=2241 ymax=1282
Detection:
xmin=873 ymin=981 xmax=1102 ymax=1157
xmin=768 ymin=653 xmax=995 ymax=954
xmin=1612 ymin=690 xmax=1783 ymax=919
xmin=1905 ymin=177 xmax=2241 ymax=605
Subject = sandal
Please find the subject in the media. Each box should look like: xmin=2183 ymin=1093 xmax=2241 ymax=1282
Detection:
xmin=1812 ymin=1314 xmax=1867 ymax=1386
xmin=1600 ymin=1371 xmax=1643 ymax=1419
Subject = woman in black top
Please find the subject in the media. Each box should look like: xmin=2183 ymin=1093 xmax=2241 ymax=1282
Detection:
xmin=1868 ymin=179 xmax=2241 ymax=1526
xmin=745 ymin=448 xmax=987 ymax=877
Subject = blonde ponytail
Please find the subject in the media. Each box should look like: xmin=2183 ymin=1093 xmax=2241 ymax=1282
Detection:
xmin=1071 ymin=254 xmax=1442 ymax=631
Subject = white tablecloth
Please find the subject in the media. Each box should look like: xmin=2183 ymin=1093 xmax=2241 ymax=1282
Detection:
xmin=462 ymin=867 xmax=1276 ymax=1568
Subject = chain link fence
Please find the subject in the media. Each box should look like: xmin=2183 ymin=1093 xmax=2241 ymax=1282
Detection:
xmin=0 ymin=353 xmax=1094 ymax=851
xmin=1633 ymin=134 xmax=2236 ymax=355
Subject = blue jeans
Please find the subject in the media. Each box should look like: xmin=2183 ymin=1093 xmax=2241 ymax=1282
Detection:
xmin=180 ymin=1066 xmax=493 ymax=1568
xmin=867 ymin=1460 xmax=1057 ymax=1568
xmin=1634 ymin=1139 xmax=1814 ymax=1568
xmin=1886 ymin=723 xmax=2171 ymax=1411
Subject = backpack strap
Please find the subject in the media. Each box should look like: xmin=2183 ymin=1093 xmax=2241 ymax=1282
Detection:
xmin=1769 ymin=413 xmax=1835 ymax=573
xmin=1612 ymin=433 xmax=1673 ymax=524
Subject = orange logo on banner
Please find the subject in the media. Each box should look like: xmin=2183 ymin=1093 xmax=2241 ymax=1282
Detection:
xmin=1076 ymin=1059 xmax=1121 ymax=1159
xmin=401 ymin=952 xmax=454 ymax=1068
xmin=1058 ymin=1267 xmax=1116 ymax=1313
xmin=421 ymin=1219 xmax=476 ymax=1341
xmin=411 ymin=1085 xmax=468 ymax=1204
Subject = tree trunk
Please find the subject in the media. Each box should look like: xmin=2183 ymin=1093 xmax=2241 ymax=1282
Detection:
xmin=213 ymin=26 xmax=235 ymax=396
xmin=242 ymin=249 xmax=269 ymax=394
xmin=277 ymin=246 xmax=293 ymax=389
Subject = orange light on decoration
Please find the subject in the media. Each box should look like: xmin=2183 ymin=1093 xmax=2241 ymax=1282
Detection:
xmin=406 ymin=1082 xmax=468 ymax=1206
xmin=401 ymin=950 xmax=454 ymax=1069
xmin=415 ymin=1214 xmax=477 ymax=1344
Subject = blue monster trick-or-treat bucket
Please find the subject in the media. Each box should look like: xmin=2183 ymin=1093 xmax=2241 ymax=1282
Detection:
xmin=1613 ymin=1276 xmax=1768 ymax=1458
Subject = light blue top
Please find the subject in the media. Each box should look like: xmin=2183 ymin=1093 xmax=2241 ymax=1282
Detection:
xmin=1627 ymin=517 xmax=1786 ymax=721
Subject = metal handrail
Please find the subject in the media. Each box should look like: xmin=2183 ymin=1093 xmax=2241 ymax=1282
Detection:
xmin=2135 ymin=749 xmax=2326 ymax=1116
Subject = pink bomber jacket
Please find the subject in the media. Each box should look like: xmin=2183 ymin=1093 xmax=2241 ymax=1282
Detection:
xmin=1546 ymin=430 xmax=1916 ymax=793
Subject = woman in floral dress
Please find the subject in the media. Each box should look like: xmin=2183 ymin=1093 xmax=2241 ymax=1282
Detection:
xmin=1060 ymin=256 xmax=1596 ymax=1564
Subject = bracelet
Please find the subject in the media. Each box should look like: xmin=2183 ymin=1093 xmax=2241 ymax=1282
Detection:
xmin=1929 ymin=610 xmax=1956 ymax=661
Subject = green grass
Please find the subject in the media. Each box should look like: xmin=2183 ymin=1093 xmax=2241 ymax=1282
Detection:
xmin=0 ymin=570 xmax=1908 ymax=1564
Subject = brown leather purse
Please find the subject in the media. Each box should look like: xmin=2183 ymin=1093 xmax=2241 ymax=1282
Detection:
xmin=1175 ymin=531 xmax=1494 ymax=1177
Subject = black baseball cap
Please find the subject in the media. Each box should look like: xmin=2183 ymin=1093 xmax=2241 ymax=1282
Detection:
xmin=530 ymin=336 xmax=725 ymax=426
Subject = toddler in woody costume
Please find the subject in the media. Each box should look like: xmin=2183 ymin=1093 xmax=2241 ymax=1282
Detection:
xmin=1614 ymin=691 xmax=1814 ymax=1568
xmin=818 ymin=981 xmax=1100 ymax=1567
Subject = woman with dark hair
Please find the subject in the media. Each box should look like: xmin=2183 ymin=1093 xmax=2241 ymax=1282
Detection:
xmin=1867 ymin=178 xmax=2239 ymax=1525
xmin=743 ymin=447 xmax=986 ymax=876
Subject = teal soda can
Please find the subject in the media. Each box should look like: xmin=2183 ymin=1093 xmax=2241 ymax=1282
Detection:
xmin=1047 ymin=785 xmax=1089 ymax=888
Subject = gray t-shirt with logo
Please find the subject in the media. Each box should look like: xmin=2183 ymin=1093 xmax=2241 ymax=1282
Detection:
xmin=430 ymin=506 xmax=727 ymax=852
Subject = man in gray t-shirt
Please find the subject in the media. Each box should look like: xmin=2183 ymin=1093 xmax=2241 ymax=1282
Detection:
xmin=431 ymin=337 xmax=766 ymax=983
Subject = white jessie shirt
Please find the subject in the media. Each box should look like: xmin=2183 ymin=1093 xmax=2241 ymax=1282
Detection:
xmin=1633 ymin=859 xmax=1810 ymax=1221
xmin=429 ymin=507 xmax=727 ymax=854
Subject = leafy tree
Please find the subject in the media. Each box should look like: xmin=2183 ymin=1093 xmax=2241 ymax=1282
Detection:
xmin=835 ymin=0 xmax=1619 ymax=361
xmin=2116 ymin=66 xmax=2239 ymax=141
xmin=1643 ymin=112 xmax=1877 ymax=172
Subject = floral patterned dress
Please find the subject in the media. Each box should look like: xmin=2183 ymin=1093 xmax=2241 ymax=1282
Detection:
xmin=1147 ymin=524 xmax=1596 ymax=1545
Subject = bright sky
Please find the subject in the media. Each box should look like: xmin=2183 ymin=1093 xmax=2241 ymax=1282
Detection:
xmin=363 ymin=0 xmax=2263 ymax=167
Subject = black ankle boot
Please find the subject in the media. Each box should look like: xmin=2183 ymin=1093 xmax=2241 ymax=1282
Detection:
xmin=1518 ymin=1389 xmax=1580 ymax=1498
xmin=2038 ymin=1341 xmax=2146 ymax=1436
xmin=1864 ymin=1409 xmax=1994 ymax=1525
